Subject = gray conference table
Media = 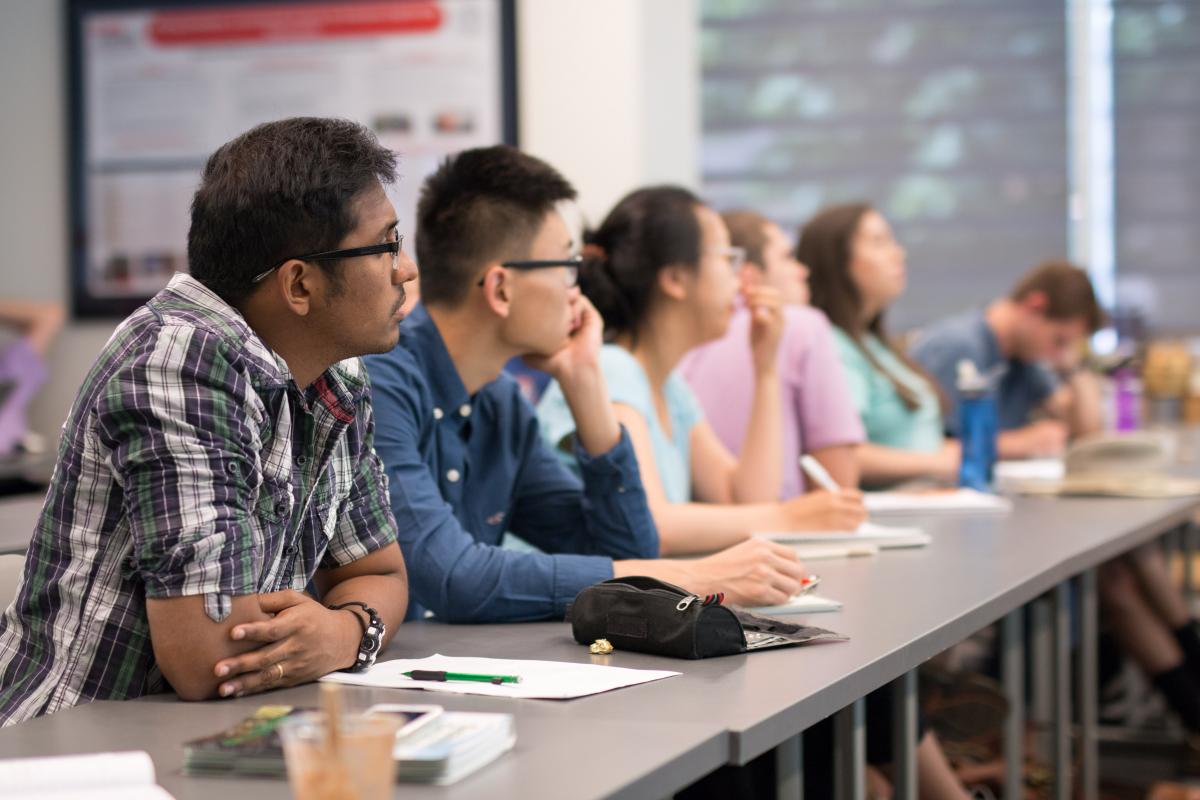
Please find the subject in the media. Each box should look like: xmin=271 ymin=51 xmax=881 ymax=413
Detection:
xmin=0 ymin=492 xmax=1197 ymax=800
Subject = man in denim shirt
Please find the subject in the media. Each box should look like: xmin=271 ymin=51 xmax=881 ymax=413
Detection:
xmin=366 ymin=146 xmax=807 ymax=622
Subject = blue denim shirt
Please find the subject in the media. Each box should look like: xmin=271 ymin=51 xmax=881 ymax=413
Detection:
xmin=364 ymin=304 xmax=659 ymax=623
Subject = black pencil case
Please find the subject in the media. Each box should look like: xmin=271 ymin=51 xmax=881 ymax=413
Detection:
xmin=566 ymin=576 xmax=845 ymax=659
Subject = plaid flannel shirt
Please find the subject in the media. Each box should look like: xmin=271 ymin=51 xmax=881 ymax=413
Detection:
xmin=0 ymin=274 xmax=398 ymax=725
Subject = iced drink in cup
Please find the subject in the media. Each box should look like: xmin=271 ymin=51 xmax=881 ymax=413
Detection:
xmin=278 ymin=712 xmax=399 ymax=800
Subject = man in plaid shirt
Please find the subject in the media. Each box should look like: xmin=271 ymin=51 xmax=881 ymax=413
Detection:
xmin=0 ymin=118 xmax=414 ymax=725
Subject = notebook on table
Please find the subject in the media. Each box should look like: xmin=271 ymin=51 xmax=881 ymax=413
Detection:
xmin=752 ymin=593 xmax=843 ymax=616
xmin=863 ymin=488 xmax=1013 ymax=516
xmin=183 ymin=704 xmax=515 ymax=786
xmin=757 ymin=521 xmax=931 ymax=549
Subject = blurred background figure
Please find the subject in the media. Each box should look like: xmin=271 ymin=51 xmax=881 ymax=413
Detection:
xmin=0 ymin=301 xmax=64 ymax=460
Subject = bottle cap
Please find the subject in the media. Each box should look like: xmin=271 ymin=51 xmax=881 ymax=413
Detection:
xmin=956 ymin=359 xmax=989 ymax=392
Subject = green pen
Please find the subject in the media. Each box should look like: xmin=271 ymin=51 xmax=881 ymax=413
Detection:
xmin=404 ymin=669 xmax=521 ymax=685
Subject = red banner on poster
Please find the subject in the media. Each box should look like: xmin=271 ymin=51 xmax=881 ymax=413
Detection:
xmin=150 ymin=2 xmax=442 ymax=46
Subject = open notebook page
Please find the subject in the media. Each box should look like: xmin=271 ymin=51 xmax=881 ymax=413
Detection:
xmin=864 ymin=488 xmax=1013 ymax=516
xmin=0 ymin=751 xmax=174 ymax=800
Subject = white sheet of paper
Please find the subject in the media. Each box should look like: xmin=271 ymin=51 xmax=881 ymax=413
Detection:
xmin=863 ymin=489 xmax=1013 ymax=516
xmin=753 ymin=593 xmax=842 ymax=615
xmin=756 ymin=522 xmax=930 ymax=549
xmin=320 ymin=654 xmax=680 ymax=699
xmin=994 ymin=459 xmax=1065 ymax=482
xmin=0 ymin=751 xmax=173 ymax=800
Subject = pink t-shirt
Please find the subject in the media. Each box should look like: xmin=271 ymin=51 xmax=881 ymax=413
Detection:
xmin=680 ymin=305 xmax=864 ymax=499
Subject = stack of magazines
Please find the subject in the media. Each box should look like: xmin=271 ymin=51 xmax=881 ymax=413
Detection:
xmin=183 ymin=704 xmax=515 ymax=786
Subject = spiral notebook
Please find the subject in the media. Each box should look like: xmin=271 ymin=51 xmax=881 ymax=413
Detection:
xmin=757 ymin=521 xmax=930 ymax=549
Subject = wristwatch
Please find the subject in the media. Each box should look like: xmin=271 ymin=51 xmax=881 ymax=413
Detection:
xmin=327 ymin=601 xmax=385 ymax=672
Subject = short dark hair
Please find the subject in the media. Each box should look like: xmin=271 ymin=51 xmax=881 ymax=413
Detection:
xmin=415 ymin=145 xmax=577 ymax=307
xmin=187 ymin=117 xmax=397 ymax=305
xmin=1011 ymin=260 xmax=1107 ymax=333
xmin=580 ymin=186 xmax=703 ymax=342
xmin=721 ymin=209 xmax=772 ymax=270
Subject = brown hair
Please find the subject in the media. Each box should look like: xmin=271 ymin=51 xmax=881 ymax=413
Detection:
xmin=1011 ymin=260 xmax=1107 ymax=333
xmin=721 ymin=209 xmax=771 ymax=270
xmin=799 ymin=203 xmax=931 ymax=412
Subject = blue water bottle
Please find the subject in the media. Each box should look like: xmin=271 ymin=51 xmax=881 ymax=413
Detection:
xmin=956 ymin=359 xmax=998 ymax=491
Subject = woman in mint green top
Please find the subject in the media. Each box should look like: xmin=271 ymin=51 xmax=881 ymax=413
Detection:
xmin=802 ymin=203 xmax=959 ymax=486
xmin=831 ymin=328 xmax=943 ymax=453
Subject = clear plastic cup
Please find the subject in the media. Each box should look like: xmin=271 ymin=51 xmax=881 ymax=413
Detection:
xmin=278 ymin=712 xmax=400 ymax=800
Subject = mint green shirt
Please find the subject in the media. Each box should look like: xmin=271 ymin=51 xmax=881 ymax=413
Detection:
xmin=832 ymin=329 xmax=944 ymax=453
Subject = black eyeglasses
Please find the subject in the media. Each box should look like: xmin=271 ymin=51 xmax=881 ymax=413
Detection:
xmin=476 ymin=255 xmax=583 ymax=287
xmin=251 ymin=235 xmax=404 ymax=284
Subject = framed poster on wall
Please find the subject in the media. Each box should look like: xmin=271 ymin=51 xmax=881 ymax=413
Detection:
xmin=67 ymin=0 xmax=517 ymax=317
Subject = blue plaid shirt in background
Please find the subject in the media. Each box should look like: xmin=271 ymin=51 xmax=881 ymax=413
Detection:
xmin=0 ymin=274 xmax=398 ymax=725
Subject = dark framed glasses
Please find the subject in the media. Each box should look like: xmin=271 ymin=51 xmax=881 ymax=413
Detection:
xmin=251 ymin=235 xmax=404 ymax=284
xmin=476 ymin=255 xmax=583 ymax=287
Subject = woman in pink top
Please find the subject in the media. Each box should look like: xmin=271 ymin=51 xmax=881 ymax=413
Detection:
xmin=681 ymin=210 xmax=865 ymax=498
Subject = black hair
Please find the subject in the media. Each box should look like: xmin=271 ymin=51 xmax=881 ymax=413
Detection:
xmin=187 ymin=117 xmax=397 ymax=306
xmin=579 ymin=185 xmax=703 ymax=342
xmin=415 ymin=145 xmax=577 ymax=307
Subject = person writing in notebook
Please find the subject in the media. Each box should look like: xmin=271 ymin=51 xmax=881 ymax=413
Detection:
xmin=0 ymin=118 xmax=412 ymax=725
xmin=538 ymin=189 xmax=963 ymax=800
xmin=680 ymin=208 xmax=865 ymax=496
xmin=910 ymin=260 xmax=1105 ymax=458
xmin=537 ymin=187 xmax=866 ymax=557
xmin=364 ymin=145 xmax=808 ymax=623
xmin=912 ymin=260 xmax=1200 ymax=759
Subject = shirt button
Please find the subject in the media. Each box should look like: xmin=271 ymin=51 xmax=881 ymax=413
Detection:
xmin=433 ymin=407 xmax=444 ymax=420
xmin=459 ymin=404 xmax=472 ymax=418
xmin=617 ymin=485 xmax=627 ymax=494
xmin=446 ymin=468 xmax=461 ymax=483
xmin=226 ymin=462 xmax=239 ymax=475
xmin=275 ymin=501 xmax=289 ymax=516
xmin=295 ymin=456 xmax=307 ymax=467
xmin=284 ymin=545 xmax=297 ymax=556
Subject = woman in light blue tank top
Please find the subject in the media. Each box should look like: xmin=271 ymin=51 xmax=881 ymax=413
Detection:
xmin=538 ymin=190 xmax=976 ymax=800
xmin=537 ymin=187 xmax=867 ymax=556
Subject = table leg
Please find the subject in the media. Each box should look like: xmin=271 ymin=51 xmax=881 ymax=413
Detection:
xmin=1078 ymin=569 xmax=1098 ymax=800
xmin=1031 ymin=594 xmax=1054 ymax=764
xmin=1002 ymin=608 xmax=1025 ymax=800
xmin=1184 ymin=522 xmax=1196 ymax=610
xmin=891 ymin=670 xmax=918 ymax=800
xmin=1054 ymin=581 xmax=1072 ymax=800
xmin=834 ymin=698 xmax=866 ymax=800
xmin=775 ymin=733 xmax=803 ymax=800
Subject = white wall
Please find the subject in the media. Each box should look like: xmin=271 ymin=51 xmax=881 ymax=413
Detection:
xmin=517 ymin=0 xmax=699 ymax=224
xmin=0 ymin=0 xmax=701 ymax=444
